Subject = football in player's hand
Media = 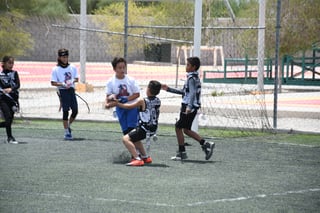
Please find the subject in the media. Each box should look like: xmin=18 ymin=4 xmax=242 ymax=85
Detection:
xmin=107 ymin=94 xmax=117 ymax=102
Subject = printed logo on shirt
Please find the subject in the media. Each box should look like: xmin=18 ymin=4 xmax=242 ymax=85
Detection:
xmin=117 ymin=84 xmax=129 ymax=98
xmin=64 ymin=72 xmax=72 ymax=83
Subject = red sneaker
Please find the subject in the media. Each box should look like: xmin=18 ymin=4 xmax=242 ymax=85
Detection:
xmin=142 ymin=156 xmax=152 ymax=164
xmin=126 ymin=159 xmax=144 ymax=166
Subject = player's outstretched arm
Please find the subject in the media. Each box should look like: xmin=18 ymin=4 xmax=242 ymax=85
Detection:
xmin=117 ymin=98 xmax=144 ymax=110
xmin=162 ymin=84 xmax=184 ymax=95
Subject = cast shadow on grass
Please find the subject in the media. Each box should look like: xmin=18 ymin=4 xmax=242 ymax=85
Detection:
xmin=112 ymin=162 xmax=170 ymax=168
xmin=179 ymin=159 xmax=218 ymax=164
xmin=71 ymin=138 xmax=86 ymax=141
xmin=17 ymin=141 xmax=28 ymax=144
xmin=111 ymin=151 xmax=170 ymax=167
xmin=144 ymin=163 xmax=169 ymax=168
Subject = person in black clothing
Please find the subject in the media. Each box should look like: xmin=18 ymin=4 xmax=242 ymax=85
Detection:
xmin=0 ymin=56 xmax=20 ymax=144
xmin=161 ymin=57 xmax=215 ymax=161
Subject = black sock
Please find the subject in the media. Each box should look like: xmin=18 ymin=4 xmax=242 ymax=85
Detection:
xmin=200 ymin=139 xmax=205 ymax=146
xmin=179 ymin=145 xmax=185 ymax=152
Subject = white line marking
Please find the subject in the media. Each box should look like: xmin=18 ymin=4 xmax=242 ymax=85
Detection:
xmin=186 ymin=188 xmax=320 ymax=207
xmin=1 ymin=188 xmax=320 ymax=207
xmin=273 ymin=142 xmax=318 ymax=148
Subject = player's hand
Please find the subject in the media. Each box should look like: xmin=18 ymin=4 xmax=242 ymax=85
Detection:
xmin=185 ymin=107 xmax=192 ymax=114
xmin=105 ymin=101 xmax=117 ymax=109
xmin=3 ymin=88 xmax=11 ymax=93
xmin=161 ymin=84 xmax=168 ymax=90
xmin=65 ymin=80 xmax=72 ymax=88
xmin=107 ymin=94 xmax=117 ymax=103
xmin=119 ymin=96 xmax=128 ymax=103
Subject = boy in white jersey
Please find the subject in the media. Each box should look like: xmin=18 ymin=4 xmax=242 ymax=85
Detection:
xmin=106 ymin=80 xmax=161 ymax=166
xmin=105 ymin=57 xmax=140 ymax=135
xmin=161 ymin=57 xmax=215 ymax=161
xmin=51 ymin=49 xmax=79 ymax=140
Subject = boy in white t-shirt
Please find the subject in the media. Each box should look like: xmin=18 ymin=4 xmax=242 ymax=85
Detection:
xmin=105 ymin=57 xmax=140 ymax=135
xmin=51 ymin=49 xmax=79 ymax=140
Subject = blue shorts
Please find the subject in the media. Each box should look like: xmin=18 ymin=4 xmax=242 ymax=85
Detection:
xmin=116 ymin=107 xmax=138 ymax=132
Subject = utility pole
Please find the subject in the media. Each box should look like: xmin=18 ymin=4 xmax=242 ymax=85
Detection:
xmin=80 ymin=0 xmax=87 ymax=83
xmin=273 ymin=0 xmax=282 ymax=129
xmin=257 ymin=0 xmax=266 ymax=92
xmin=191 ymin=0 xmax=202 ymax=132
xmin=193 ymin=0 xmax=202 ymax=57
xmin=124 ymin=0 xmax=129 ymax=69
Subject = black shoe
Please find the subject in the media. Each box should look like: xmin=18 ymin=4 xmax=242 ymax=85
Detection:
xmin=7 ymin=137 xmax=18 ymax=144
xmin=171 ymin=151 xmax=188 ymax=161
xmin=202 ymin=141 xmax=215 ymax=160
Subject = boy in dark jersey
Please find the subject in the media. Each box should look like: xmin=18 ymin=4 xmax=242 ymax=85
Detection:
xmin=106 ymin=80 xmax=161 ymax=166
xmin=162 ymin=57 xmax=215 ymax=161
xmin=0 ymin=56 xmax=20 ymax=144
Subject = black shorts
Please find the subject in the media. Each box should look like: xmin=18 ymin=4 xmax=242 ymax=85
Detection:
xmin=128 ymin=126 xmax=147 ymax=143
xmin=175 ymin=104 xmax=198 ymax=130
xmin=59 ymin=88 xmax=78 ymax=111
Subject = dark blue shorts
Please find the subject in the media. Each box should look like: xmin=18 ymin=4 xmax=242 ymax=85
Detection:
xmin=59 ymin=88 xmax=78 ymax=112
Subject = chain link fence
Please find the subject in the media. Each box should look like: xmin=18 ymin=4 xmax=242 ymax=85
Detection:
xmin=8 ymin=10 xmax=320 ymax=133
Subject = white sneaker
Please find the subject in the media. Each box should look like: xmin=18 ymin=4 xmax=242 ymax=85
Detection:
xmin=8 ymin=137 xmax=18 ymax=144
xmin=171 ymin=151 xmax=188 ymax=161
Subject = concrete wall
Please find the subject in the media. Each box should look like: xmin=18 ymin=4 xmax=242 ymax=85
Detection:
xmin=18 ymin=15 xmax=243 ymax=65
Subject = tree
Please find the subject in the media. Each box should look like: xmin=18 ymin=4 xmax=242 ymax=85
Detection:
xmin=269 ymin=0 xmax=320 ymax=56
xmin=233 ymin=0 xmax=320 ymax=57
xmin=0 ymin=0 xmax=69 ymax=17
xmin=0 ymin=12 xmax=34 ymax=58
xmin=93 ymin=0 xmax=164 ymax=57
xmin=93 ymin=0 xmax=196 ymax=57
xmin=0 ymin=0 xmax=70 ymax=57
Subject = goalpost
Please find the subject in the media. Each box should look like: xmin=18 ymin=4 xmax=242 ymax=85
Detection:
xmin=191 ymin=0 xmax=269 ymax=133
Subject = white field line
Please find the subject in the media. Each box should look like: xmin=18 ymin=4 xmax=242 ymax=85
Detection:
xmin=1 ymin=188 xmax=320 ymax=208
xmin=268 ymin=141 xmax=319 ymax=148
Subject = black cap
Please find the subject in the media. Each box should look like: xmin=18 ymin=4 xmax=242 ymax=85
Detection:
xmin=58 ymin=49 xmax=69 ymax=57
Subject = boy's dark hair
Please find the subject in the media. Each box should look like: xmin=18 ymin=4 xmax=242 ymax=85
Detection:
xmin=148 ymin=80 xmax=161 ymax=96
xmin=111 ymin=57 xmax=127 ymax=69
xmin=2 ymin=55 xmax=13 ymax=63
xmin=2 ymin=56 xmax=13 ymax=68
xmin=2 ymin=56 xmax=14 ymax=69
xmin=187 ymin=57 xmax=201 ymax=71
